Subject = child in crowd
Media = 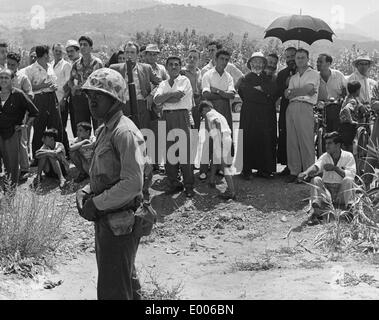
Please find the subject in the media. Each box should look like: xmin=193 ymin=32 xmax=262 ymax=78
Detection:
xmin=339 ymin=81 xmax=366 ymax=153
xmin=199 ymin=100 xmax=236 ymax=200
xmin=33 ymin=128 xmax=69 ymax=188
xmin=69 ymin=122 xmax=96 ymax=183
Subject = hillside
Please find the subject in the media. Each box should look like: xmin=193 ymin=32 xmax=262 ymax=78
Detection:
xmin=207 ymin=3 xmax=372 ymax=43
xmin=20 ymin=4 xmax=265 ymax=48
xmin=0 ymin=0 xmax=160 ymax=29
xmin=356 ymin=11 xmax=379 ymax=41
xmin=206 ymin=3 xmax=289 ymax=30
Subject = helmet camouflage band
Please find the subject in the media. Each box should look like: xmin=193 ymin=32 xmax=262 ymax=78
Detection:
xmin=82 ymin=68 xmax=127 ymax=103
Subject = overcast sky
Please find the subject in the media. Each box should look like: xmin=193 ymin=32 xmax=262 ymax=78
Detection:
xmin=163 ymin=0 xmax=378 ymax=24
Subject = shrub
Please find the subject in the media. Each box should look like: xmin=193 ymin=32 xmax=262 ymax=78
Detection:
xmin=0 ymin=186 xmax=69 ymax=267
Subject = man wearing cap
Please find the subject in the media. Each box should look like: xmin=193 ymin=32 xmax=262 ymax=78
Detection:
xmin=109 ymin=41 xmax=162 ymax=130
xmin=68 ymin=36 xmax=103 ymax=132
xmin=238 ymin=52 xmax=278 ymax=179
xmin=61 ymin=40 xmax=81 ymax=138
xmin=284 ymin=48 xmax=320 ymax=183
xmin=153 ymin=56 xmax=195 ymax=197
xmin=76 ymin=67 xmax=148 ymax=300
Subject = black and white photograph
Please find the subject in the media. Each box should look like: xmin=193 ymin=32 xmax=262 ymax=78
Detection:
xmin=1 ymin=0 xmax=379 ymax=305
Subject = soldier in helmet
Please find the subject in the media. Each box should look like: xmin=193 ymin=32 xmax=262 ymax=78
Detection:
xmin=76 ymin=67 xmax=150 ymax=300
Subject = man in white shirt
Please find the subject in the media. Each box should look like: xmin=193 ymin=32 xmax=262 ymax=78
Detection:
xmin=24 ymin=45 xmax=63 ymax=162
xmin=298 ymin=132 xmax=356 ymax=224
xmin=201 ymin=49 xmax=236 ymax=180
xmin=317 ymin=53 xmax=347 ymax=101
xmin=285 ymin=48 xmax=320 ymax=183
xmin=154 ymin=56 xmax=195 ymax=197
xmin=346 ymin=56 xmax=377 ymax=104
xmin=201 ymin=41 xmax=243 ymax=86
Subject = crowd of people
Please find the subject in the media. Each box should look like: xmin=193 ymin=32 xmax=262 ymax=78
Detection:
xmin=2 ymin=36 xmax=379 ymax=299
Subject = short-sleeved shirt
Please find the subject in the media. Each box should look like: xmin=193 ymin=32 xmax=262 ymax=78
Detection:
xmin=201 ymin=61 xmax=243 ymax=86
xmin=315 ymin=150 xmax=356 ymax=183
xmin=72 ymin=136 xmax=96 ymax=161
xmin=70 ymin=55 xmax=103 ymax=89
xmin=24 ymin=61 xmax=58 ymax=95
xmin=12 ymin=71 xmax=33 ymax=98
xmin=288 ymin=67 xmax=320 ymax=105
xmin=318 ymin=69 xmax=347 ymax=101
xmin=154 ymin=75 xmax=193 ymax=111
xmin=202 ymin=68 xmax=235 ymax=94
xmin=346 ymin=71 xmax=377 ymax=104
xmin=89 ymin=109 xmax=146 ymax=211
xmin=0 ymin=88 xmax=39 ymax=139
xmin=53 ymin=58 xmax=72 ymax=102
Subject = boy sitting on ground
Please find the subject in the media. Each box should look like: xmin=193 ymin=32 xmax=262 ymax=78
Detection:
xmin=69 ymin=122 xmax=96 ymax=183
xmin=33 ymin=128 xmax=69 ymax=189
xmin=199 ymin=101 xmax=236 ymax=200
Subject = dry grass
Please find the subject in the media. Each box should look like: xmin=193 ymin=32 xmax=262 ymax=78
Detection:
xmin=312 ymin=178 xmax=379 ymax=254
xmin=231 ymin=251 xmax=276 ymax=272
xmin=0 ymin=184 xmax=69 ymax=276
xmin=139 ymin=268 xmax=184 ymax=300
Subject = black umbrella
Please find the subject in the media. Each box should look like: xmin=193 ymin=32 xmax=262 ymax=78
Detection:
xmin=264 ymin=14 xmax=334 ymax=45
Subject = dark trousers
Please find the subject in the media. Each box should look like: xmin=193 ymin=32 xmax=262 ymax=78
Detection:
xmin=95 ymin=217 xmax=141 ymax=300
xmin=0 ymin=131 xmax=20 ymax=186
xmin=72 ymin=93 xmax=98 ymax=133
xmin=61 ymin=95 xmax=77 ymax=138
xmin=123 ymin=100 xmax=151 ymax=130
xmin=162 ymin=109 xmax=194 ymax=189
xmin=32 ymin=92 xmax=63 ymax=157
xmin=277 ymin=100 xmax=289 ymax=165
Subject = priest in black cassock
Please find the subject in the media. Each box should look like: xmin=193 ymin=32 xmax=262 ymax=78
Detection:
xmin=237 ymin=52 xmax=278 ymax=180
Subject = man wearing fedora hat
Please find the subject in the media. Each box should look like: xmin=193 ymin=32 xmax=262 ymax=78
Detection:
xmin=347 ymin=55 xmax=377 ymax=105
